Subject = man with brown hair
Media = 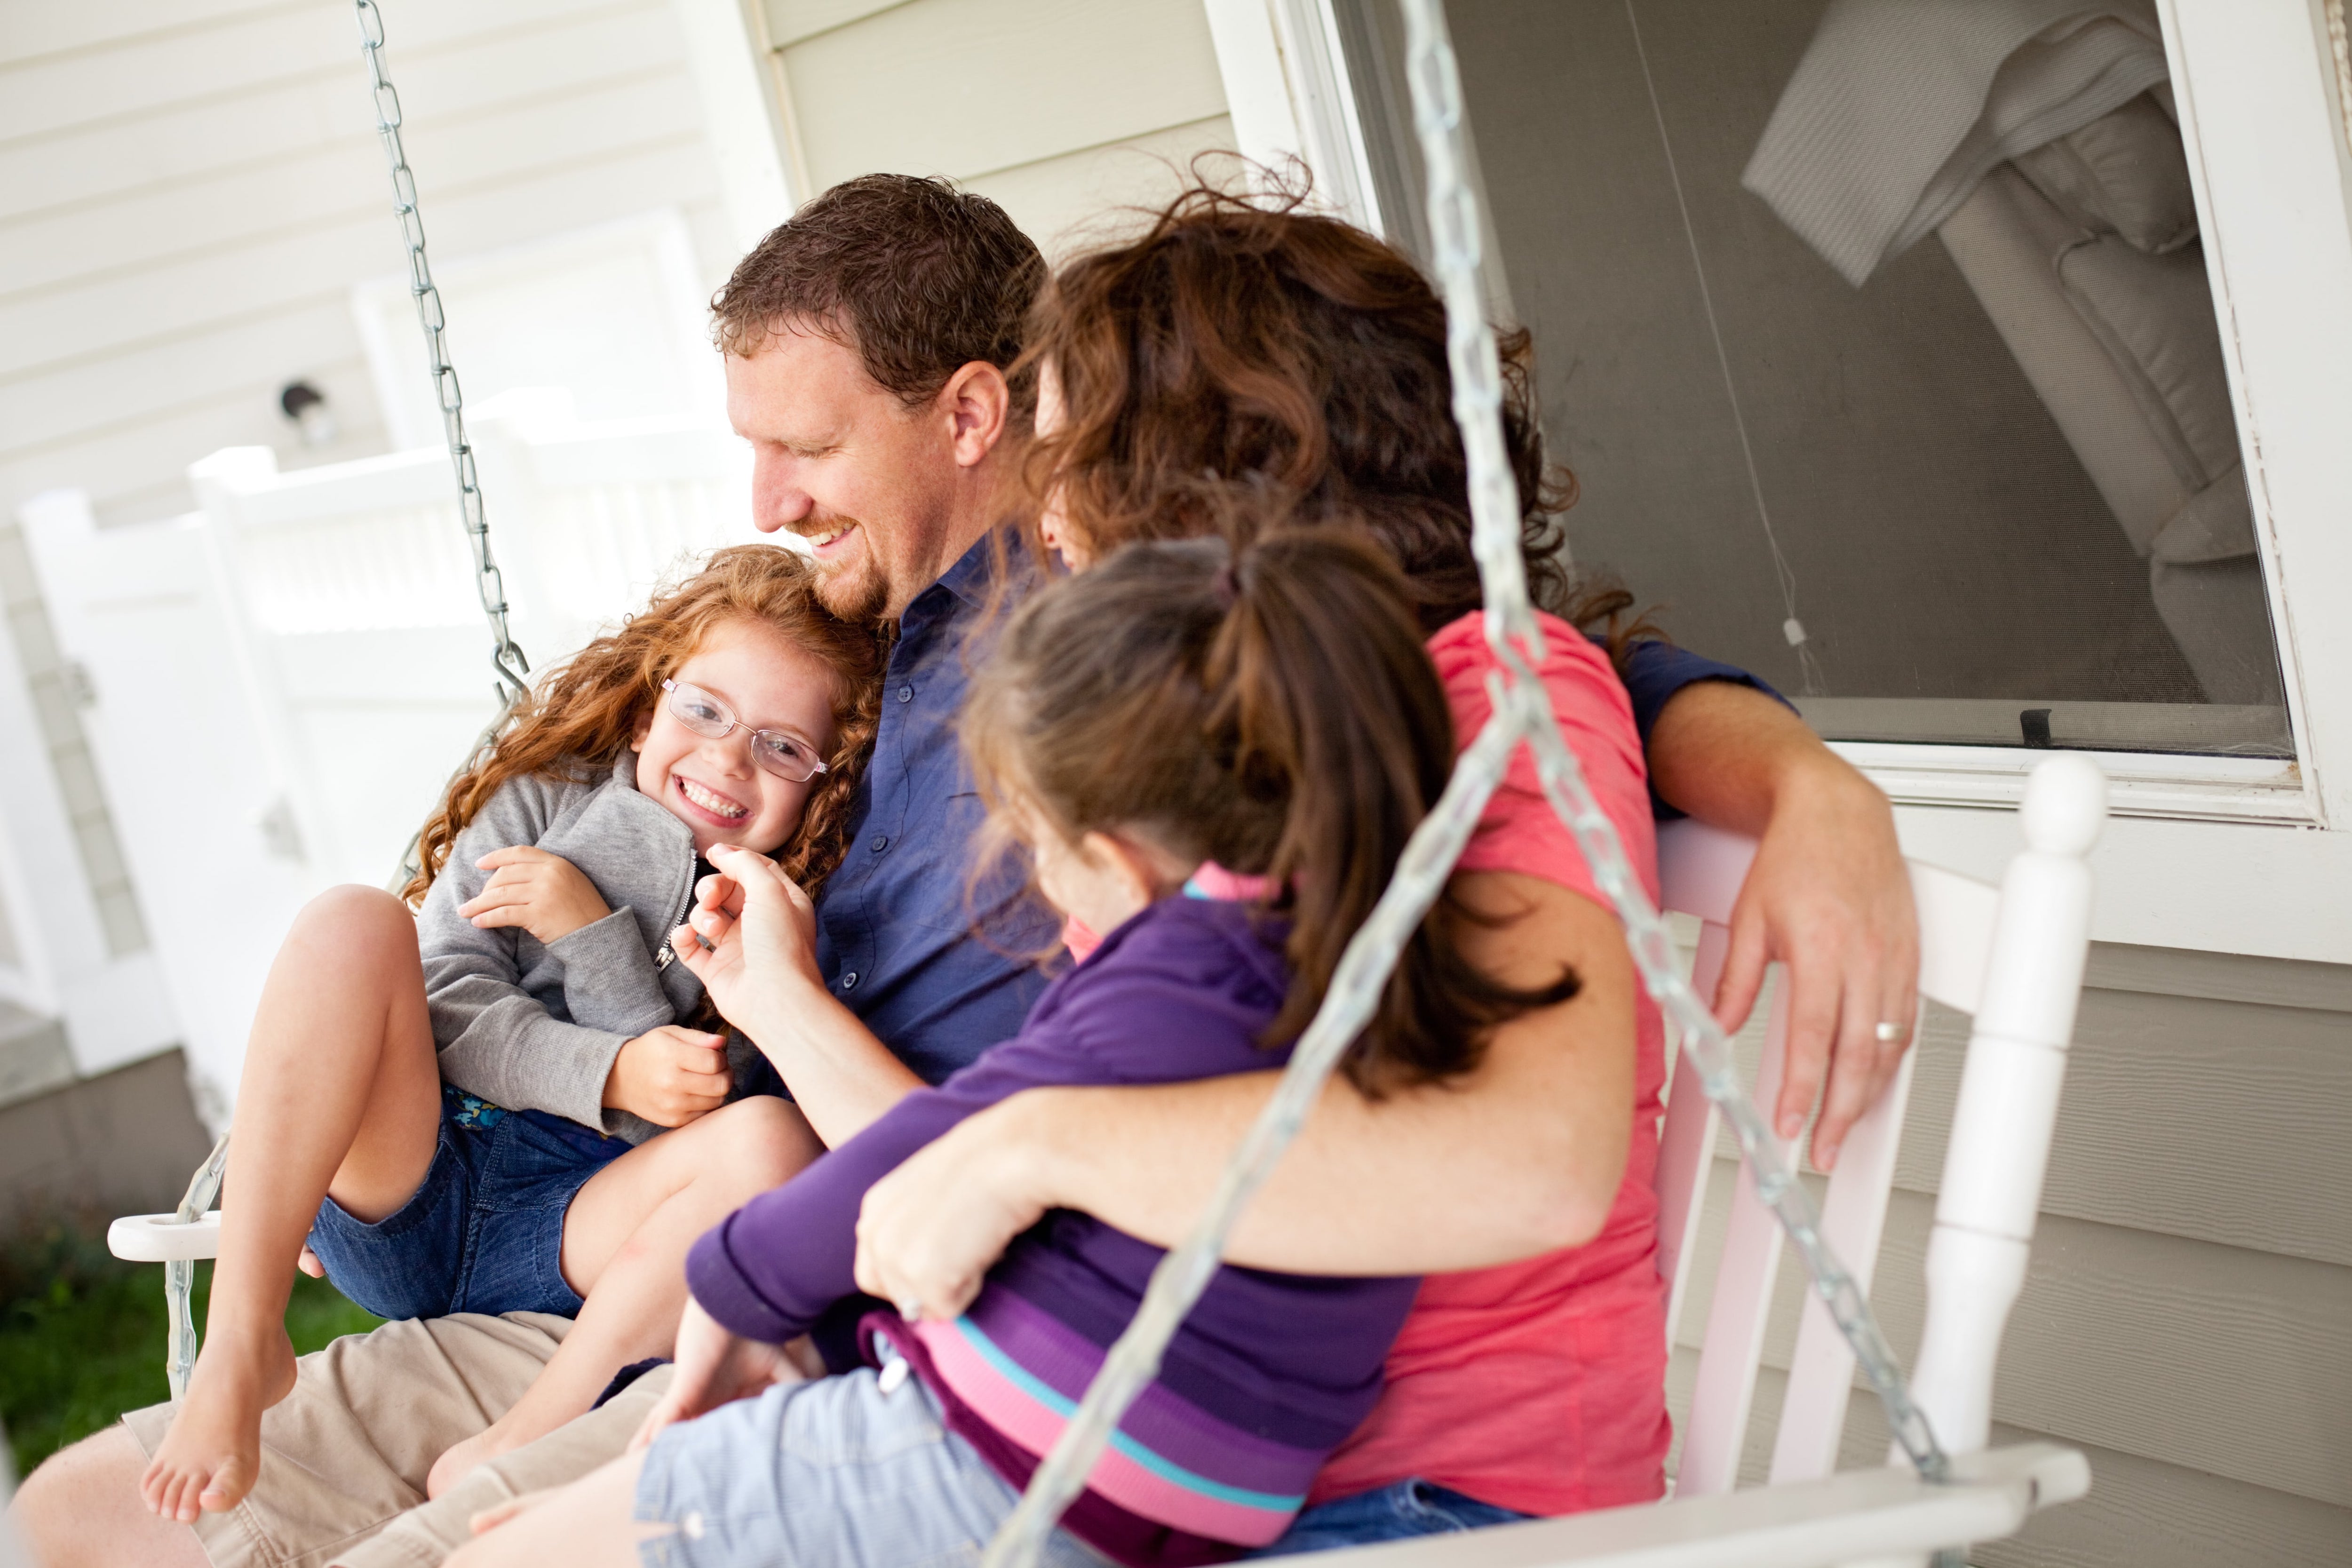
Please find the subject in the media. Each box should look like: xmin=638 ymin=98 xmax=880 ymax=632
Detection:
xmin=13 ymin=172 xmax=1915 ymax=1568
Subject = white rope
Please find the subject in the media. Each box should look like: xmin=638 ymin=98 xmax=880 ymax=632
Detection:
xmin=1622 ymin=0 xmax=1822 ymax=696
xmin=978 ymin=3 xmax=1952 ymax=1564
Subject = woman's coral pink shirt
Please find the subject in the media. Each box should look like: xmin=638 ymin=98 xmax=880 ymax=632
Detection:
xmin=1307 ymin=610 xmax=1671 ymax=1517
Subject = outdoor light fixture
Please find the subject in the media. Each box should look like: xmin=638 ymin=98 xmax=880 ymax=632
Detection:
xmin=279 ymin=380 xmax=338 ymax=447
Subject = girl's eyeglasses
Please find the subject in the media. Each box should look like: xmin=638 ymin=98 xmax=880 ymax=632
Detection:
xmin=660 ymin=679 xmax=829 ymax=784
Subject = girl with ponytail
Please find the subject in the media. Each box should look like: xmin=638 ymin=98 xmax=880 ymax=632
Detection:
xmin=588 ymin=528 xmax=1573 ymax=1568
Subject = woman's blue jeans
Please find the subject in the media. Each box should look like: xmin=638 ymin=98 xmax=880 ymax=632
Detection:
xmin=1252 ymin=1479 xmax=1532 ymax=1556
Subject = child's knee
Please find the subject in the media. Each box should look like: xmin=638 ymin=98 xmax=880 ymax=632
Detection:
xmin=702 ymin=1097 xmax=820 ymax=1187
xmin=298 ymin=884 xmax=418 ymax=958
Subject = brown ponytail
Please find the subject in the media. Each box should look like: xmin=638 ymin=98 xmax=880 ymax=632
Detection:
xmin=964 ymin=527 xmax=1576 ymax=1091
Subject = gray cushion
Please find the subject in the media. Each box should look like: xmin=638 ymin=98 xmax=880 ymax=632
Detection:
xmin=2013 ymin=93 xmax=2198 ymax=255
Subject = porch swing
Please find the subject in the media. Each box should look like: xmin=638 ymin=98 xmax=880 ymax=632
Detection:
xmin=104 ymin=3 xmax=2103 ymax=1566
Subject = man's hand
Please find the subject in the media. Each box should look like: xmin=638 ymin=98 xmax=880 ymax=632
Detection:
xmin=602 ymin=1025 xmax=730 ymax=1127
xmin=1709 ymin=756 xmax=1917 ymax=1171
xmin=854 ymin=1098 xmax=1056 ymax=1322
xmin=670 ymin=844 xmax=825 ymax=1025
xmin=461 ymin=847 xmax=612 ymax=945
xmin=629 ymin=1297 xmax=798 ymax=1453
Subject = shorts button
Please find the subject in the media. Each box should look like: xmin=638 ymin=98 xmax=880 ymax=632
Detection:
xmin=841 ymin=971 xmax=859 ymax=991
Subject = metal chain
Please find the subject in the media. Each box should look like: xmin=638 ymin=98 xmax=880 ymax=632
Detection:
xmin=165 ymin=1132 xmax=231 ymax=1401
xmin=352 ymin=0 xmax=530 ymax=707
xmin=159 ymin=9 xmax=536 ymax=1394
xmin=982 ymin=1 xmax=1958 ymax=1563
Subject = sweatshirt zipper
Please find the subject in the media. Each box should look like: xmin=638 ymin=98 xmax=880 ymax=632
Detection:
xmin=654 ymin=842 xmax=694 ymax=970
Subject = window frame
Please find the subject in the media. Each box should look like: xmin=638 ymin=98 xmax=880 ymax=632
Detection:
xmin=1208 ymin=0 xmax=2352 ymax=961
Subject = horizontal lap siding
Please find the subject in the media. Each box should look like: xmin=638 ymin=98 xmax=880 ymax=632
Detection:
xmin=1674 ymin=942 xmax=2352 ymax=1564
xmin=763 ymin=0 xmax=1238 ymax=257
xmin=0 ymin=0 xmax=735 ymax=529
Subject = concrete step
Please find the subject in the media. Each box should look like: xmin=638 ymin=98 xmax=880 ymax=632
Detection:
xmin=0 ymin=1001 xmax=72 ymax=1112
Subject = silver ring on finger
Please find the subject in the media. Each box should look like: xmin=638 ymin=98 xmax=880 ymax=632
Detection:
xmin=1874 ymin=1019 xmax=1910 ymax=1045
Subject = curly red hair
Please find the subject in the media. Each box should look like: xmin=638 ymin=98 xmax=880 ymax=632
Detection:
xmin=402 ymin=545 xmax=885 ymax=907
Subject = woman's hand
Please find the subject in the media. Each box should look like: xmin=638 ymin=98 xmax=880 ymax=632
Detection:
xmin=1710 ymin=754 xmax=1918 ymax=1171
xmin=629 ymin=1297 xmax=798 ymax=1453
xmin=602 ymin=1025 xmax=730 ymax=1127
xmin=461 ymin=847 xmax=612 ymax=944
xmin=854 ymin=1098 xmax=1056 ymax=1321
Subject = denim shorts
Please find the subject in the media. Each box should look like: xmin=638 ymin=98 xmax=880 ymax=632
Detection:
xmin=1249 ymin=1477 xmax=1533 ymax=1555
xmin=633 ymin=1356 xmax=1107 ymax=1568
xmin=306 ymin=1086 xmax=630 ymax=1322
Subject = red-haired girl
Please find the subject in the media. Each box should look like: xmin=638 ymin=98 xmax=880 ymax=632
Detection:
xmin=139 ymin=545 xmax=882 ymax=1522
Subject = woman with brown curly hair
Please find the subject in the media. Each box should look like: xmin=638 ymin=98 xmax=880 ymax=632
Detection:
xmin=139 ymin=546 xmax=882 ymax=1527
xmin=849 ymin=186 xmax=1917 ymax=1553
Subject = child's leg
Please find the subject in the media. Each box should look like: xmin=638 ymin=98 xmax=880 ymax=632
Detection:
xmin=142 ymin=885 xmax=445 ymax=1523
xmin=450 ymin=1366 xmax=1107 ymax=1568
xmin=426 ymin=1096 xmax=822 ymax=1496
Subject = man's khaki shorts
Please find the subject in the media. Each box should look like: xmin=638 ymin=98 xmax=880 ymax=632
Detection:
xmin=122 ymin=1312 xmax=667 ymax=1568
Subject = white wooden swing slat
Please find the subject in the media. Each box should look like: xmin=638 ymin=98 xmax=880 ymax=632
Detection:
xmin=1291 ymin=1443 xmax=2090 ymax=1568
xmin=1658 ymin=832 xmax=2009 ymax=1499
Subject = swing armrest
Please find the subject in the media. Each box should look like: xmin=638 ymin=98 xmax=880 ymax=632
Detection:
xmin=1303 ymin=1443 xmax=2090 ymax=1568
xmin=108 ymin=1210 xmax=223 ymax=1263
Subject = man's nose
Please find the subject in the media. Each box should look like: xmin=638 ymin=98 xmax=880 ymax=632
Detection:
xmin=753 ymin=452 xmax=814 ymax=533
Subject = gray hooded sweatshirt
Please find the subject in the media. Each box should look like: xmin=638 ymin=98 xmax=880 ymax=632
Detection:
xmin=417 ymin=752 xmax=713 ymax=1145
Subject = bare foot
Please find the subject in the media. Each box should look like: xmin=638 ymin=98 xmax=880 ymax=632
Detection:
xmin=138 ymin=1323 xmax=297 ymax=1522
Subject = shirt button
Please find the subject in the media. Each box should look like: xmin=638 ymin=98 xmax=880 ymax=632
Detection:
xmin=897 ymin=685 xmax=914 ymax=703
xmin=871 ymin=834 xmax=889 ymax=853
xmin=841 ymin=971 xmax=859 ymax=991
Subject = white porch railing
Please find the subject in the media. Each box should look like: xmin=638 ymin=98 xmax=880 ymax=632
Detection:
xmin=15 ymin=397 xmax=757 ymax=1116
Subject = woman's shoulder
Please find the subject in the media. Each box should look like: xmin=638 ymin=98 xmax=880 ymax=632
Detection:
xmin=1425 ymin=610 xmax=1637 ymax=736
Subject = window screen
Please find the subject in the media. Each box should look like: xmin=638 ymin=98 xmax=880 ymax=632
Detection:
xmin=1339 ymin=0 xmax=2290 ymax=757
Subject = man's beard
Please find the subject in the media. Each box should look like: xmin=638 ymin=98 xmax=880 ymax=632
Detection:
xmin=812 ymin=550 xmax=891 ymax=626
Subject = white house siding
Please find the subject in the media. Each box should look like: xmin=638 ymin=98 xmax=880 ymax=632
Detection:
xmin=757 ymin=0 xmax=1239 ymax=256
xmin=0 ymin=0 xmax=744 ymax=1076
xmin=1673 ymin=945 xmax=2352 ymax=1566
xmin=0 ymin=0 xmax=742 ymax=532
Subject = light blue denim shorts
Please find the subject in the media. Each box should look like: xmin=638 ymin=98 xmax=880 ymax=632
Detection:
xmin=633 ymin=1353 xmax=1109 ymax=1568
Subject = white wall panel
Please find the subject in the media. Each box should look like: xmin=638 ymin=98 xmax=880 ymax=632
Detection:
xmin=780 ymin=0 xmax=1230 ymax=190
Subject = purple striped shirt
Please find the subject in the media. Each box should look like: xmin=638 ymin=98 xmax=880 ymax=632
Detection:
xmin=685 ymin=896 xmax=1419 ymax=1564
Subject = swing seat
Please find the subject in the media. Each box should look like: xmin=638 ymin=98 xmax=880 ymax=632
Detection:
xmin=107 ymin=1211 xmax=224 ymax=1264
xmin=105 ymin=758 xmax=2104 ymax=1568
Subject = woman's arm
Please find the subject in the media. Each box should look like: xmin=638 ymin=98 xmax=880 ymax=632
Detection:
xmin=1645 ymin=681 xmax=1918 ymax=1169
xmin=673 ymin=844 xmax=923 ymax=1147
xmin=854 ymin=872 xmax=1634 ymax=1317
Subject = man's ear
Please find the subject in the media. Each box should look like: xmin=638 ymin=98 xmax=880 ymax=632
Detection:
xmin=937 ymin=360 xmax=1010 ymax=469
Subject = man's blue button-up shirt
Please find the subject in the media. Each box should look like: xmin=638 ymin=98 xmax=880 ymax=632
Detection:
xmin=811 ymin=536 xmax=1060 ymax=1087
xmin=812 ymin=532 xmax=1780 ymax=1087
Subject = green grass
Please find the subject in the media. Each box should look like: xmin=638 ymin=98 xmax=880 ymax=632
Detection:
xmin=0 ymin=1217 xmax=382 ymax=1479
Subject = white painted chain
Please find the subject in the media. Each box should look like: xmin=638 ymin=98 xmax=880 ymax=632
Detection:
xmin=164 ymin=1132 xmax=231 ymax=1401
